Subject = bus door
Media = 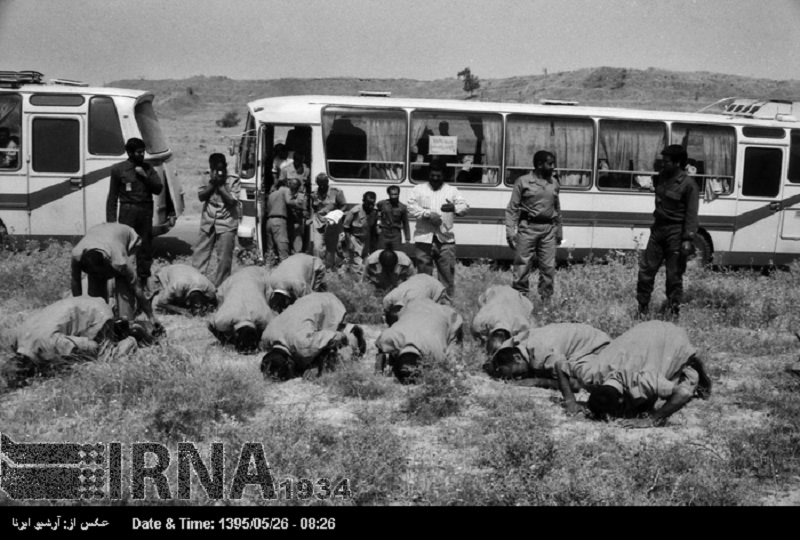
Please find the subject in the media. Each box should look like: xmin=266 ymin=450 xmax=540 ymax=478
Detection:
xmin=27 ymin=113 xmax=86 ymax=238
xmin=730 ymin=145 xmax=784 ymax=265
xmin=775 ymin=130 xmax=800 ymax=265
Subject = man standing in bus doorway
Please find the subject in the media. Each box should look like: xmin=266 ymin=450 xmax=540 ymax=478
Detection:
xmin=407 ymin=157 xmax=469 ymax=302
xmin=192 ymin=153 xmax=241 ymax=287
xmin=310 ymin=173 xmax=347 ymax=269
xmin=505 ymin=150 xmax=562 ymax=302
xmin=636 ymin=145 xmax=698 ymax=318
xmin=106 ymin=138 xmax=163 ymax=290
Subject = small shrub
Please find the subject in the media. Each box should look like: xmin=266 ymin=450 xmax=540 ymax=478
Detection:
xmin=216 ymin=110 xmax=240 ymax=128
xmin=317 ymin=358 xmax=392 ymax=400
xmin=404 ymin=353 xmax=469 ymax=425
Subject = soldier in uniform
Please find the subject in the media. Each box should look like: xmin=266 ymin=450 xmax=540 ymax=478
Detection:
xmin=636 ymin=145 xmax=699 ymax=317
xmin=265 ymin=253 xmax=327 ymax=313
xmin=382 ymin=273 xmax=448 ymax=326
xmin=363 ymin=244 xmax=416 ymax=292
xmin=582 ymin=321 xmax=712 ymax=428
xmin=376 ymin=185 xmax=411 ymax=250
xmin=106 ymin=137 xmax=163 ymax=288
xmin=342 ymin=191 xmax=378 ymax=274
xmin=260 ymin=292 xmax=365 ymax=380
xmin=208 ymin=266 xmax=274 ymax=353
xmin=470 ymin=285 xmax=534 ymax=356
xmin=151 ymin=264 xmax=217 ymax=316
xmin=375 ymin=298 xmax=463 ymax=383
xmin=505 ymin=150 xmax=562 ymax=301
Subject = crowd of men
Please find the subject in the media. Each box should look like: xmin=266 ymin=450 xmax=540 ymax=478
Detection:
xmin=5 ymin=139 xmax=720 ymax=428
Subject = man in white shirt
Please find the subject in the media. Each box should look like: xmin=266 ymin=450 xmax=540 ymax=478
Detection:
xmin=407 ymin=158 xmax=469 ymax=301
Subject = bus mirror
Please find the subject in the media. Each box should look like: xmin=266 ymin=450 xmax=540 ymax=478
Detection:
xmin=229 ymin=138 xmax=236 ymax=156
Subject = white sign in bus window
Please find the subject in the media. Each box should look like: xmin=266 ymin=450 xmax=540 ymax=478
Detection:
xmin=429 ymin=136 xmax=457 ymax=155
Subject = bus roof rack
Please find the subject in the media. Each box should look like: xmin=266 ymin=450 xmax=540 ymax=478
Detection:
xmin=359 ymin=91 xmax=391 ymax=97
xmin=0 ymin=70 xmax=45 ymax=88
xmin=50 ymin=78 xmax=89 ymax=87
xmin=699 ymin=97 xmax=799 ymax=121
xmin=540 ymin=99 xmax=578 ymax=106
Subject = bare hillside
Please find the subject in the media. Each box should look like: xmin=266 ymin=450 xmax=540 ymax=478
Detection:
xmin=110 ymin=67 xmax=800 ymax=114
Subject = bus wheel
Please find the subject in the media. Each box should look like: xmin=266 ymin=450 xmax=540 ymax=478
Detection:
xmin=688 ymin=234 xmax=712 ymax=270
xmin=0 ymin=221 xmax=8 ymax=250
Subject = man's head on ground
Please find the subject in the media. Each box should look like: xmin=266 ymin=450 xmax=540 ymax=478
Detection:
xmin=392 ymin=349 xmax=421 ymax=384
xmin=79 ymin=249 xmax=112 ymax=277
xmin=379 ymin=244 xmax=399 ymax=274
xmin=125 ymin=138 xmax=146 ymax=165
xmin=386 ymin=185 xmax=401 ymax=205
xmin=384 ymin=304 xmax=403 ymax=327
xmin=362 ymin=191 xmax=377 ymax=213
xmin=587 ymin=384 xmax=624 ymax=421
xmin=486 ymin=329 xmax=511 ymax=356
xmin=186 ymin=291 xmax=215 ymax=316
xmin=487 ymin=345 xmax=528 ymax=379
xmin=268 ymin=290 xmax=293 ymax=313
xmin=233 ymin=322 xmax=260 ymax=353
xmin=261 ymin=347 xmax=294 ymax=381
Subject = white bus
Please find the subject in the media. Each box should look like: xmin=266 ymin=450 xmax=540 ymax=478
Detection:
xmin=0 ymin=71 xmax=183 ymax=244
xmin=231 ymin=93 xmax=800 ymax=267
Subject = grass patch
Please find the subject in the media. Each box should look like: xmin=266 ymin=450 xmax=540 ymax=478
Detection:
xmin=403 ymin=353 xmax=470 ymax=425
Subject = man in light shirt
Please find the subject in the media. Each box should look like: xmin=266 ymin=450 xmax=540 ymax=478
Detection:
xmin=407 ymin=158 xmax=469 ymax=301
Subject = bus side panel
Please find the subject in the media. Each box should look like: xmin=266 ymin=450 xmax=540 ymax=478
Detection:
xmin=589 ymin=191 xmax=653 ymax=254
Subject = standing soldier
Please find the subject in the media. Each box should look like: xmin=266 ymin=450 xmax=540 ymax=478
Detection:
xmin=505 ymin=150 xmax=562 ymax=302
xmin=636 ymin=145 xmax=699 ymax=318
xmin=286 ymin=178 xmax=307 ymax=255
xmin=106 ymin=137 xmax=163 ymax=289
xmin=310 ymin=173 xmax=347 ymax=269
xmin=264 ymin=179 xmax=293 ymax=264
xmin=376 ymin=185 xmax=411 ymax=250
xmin=342 ymin=191 xmax=378 ymax=274
xmin=192 ymin=153 xmax=240 ymax=287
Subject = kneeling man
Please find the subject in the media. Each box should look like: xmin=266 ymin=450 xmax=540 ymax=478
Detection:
xmin=471 ymin=285 xmax=534 ymax=355
xmin=209 ymin=266 xmax=274 ymax=353
xmin=382 ymin=273 xmax=447 ymax=326
xmin=375 ymin=298 xmax=463 ymax=383
xmin=151 ymin=264 xmax=217 ymax=315
xmin=260 ymin=292 xmax=365 ymax=380
xmin=266 ymin=253 xmax=326 ymax=313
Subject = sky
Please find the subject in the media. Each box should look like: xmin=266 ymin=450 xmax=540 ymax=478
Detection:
xmin=1 ymin=0 xmax=799 ymax=86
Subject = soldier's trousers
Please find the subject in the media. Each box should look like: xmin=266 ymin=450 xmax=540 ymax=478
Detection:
xmin=414 ymin=238 xmax=456 ymax=302
xmin=118 ymin=202 xmax=153 ymax=284
xmin=512 ymin=221 xmax=557 ymax=300
xmin=192 ymin=225 xmax=236 ymax=288
xmin=636 ymin=224 xmax=688 ymax=310
xmin=265 ymin=217 xmax=290 ymax=263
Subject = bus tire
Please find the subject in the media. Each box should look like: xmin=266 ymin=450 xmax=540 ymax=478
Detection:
xmin=0 ymin=220 xmax=7 ymax=250
xmin=688 ymin=233 xmax=712 ymax=270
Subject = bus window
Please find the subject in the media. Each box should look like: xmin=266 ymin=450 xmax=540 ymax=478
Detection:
xmin=410 ymin=111 xmax=501 ymax=185
xmin=89 ymin=96 xmax=125 ymax=156
xmin=789 ymin=130 xmax=800 ymax=184
xmin=322 ymin=107 xmax=406 ymax=181
xmin=134 ymin=100 xmax=168 ymax=154
xmin=32 ymin=118 xmax=80 ymax=173
xmin=506 ymin=115 xmax=593 ymax=187
xmin=742 ymin=147 xmax=782 ymax=198
xmin=0 ymin=94 xmax=22 ymax=170
xmin=598 ymin=120 xmax=666 ymax=191
xmin=672 ymin=123 xmax=735 ymax=196
xmin=239 ymin=113 xmax=257 ymax=180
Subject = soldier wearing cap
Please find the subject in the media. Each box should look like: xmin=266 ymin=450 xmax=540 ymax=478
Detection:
xmin=151 ymin=264 xmax=217 ymax=316
xmin=637 ymin=144 xmax=699 ymax=317
xmin=260 ymin=292 xmax=366 ymax=380
xmin=208 ymin=266 xmax=275 ymax=353
xmin=382 ymin=273 xmax=448 ymax=326
xmin=505 ymin=150 xmax=562 ymax=302
xmin=470 ymin=285 xmax=534 ymax=356
xmin=265 ymin=253 xmax=327 ymax=313
xmin=375 ymin=298 xmax=464 ymax=383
